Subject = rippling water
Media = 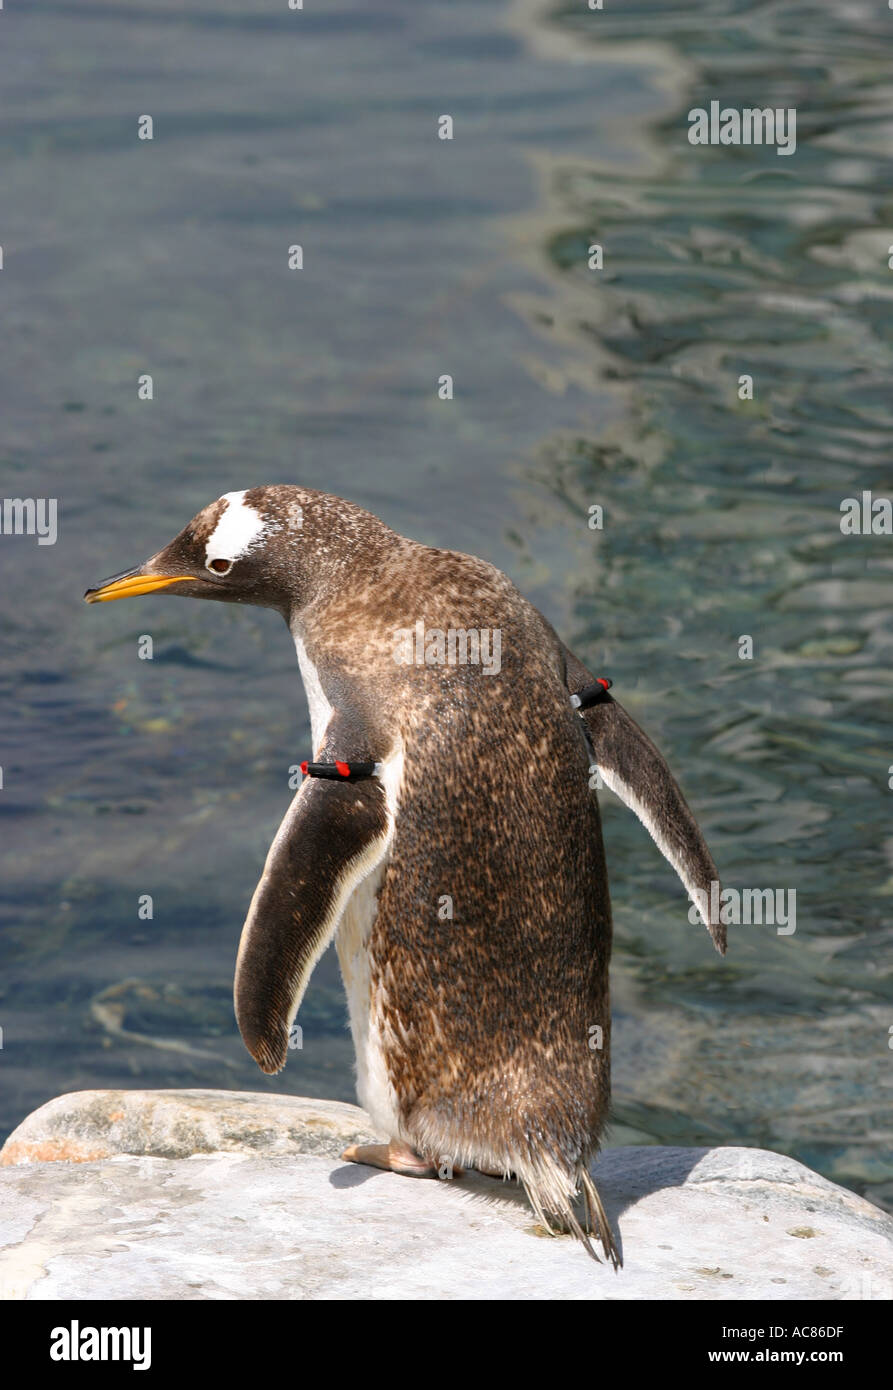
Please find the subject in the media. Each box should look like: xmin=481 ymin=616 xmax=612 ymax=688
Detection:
xmin=1 ymin=1 xmax=891 ymax=1213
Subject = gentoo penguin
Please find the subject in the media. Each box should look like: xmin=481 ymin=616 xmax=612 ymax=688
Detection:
xmin=85 ymin=486 xmax=724 ymax=1266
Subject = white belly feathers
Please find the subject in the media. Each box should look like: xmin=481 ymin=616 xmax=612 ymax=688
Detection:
xmin=292 ymin=630 xmax=404 ymax=1135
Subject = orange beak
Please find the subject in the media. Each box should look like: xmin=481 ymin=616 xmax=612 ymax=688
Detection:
xmin=84 ymin=568 xmax=197 ymax=604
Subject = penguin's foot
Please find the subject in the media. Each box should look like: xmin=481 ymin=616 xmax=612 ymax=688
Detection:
xmin=341 ymin=1138 xmax=463 ymax=1179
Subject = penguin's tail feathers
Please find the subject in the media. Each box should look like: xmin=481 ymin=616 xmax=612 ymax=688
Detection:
xmin=518 ymin=1153 xmax=621 ymax=1270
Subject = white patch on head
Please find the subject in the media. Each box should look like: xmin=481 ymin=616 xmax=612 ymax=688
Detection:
xmin=205 ymin=490 xmax=267 ymax=565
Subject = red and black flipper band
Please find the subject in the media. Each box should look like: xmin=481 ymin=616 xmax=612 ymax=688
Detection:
xmin=570 ymin=677 xmax=612 ymax=710
xmin=300 ymin=760 xmax=380 ymax=781
xmin=298 ymin=687 xmax=613 ymax=781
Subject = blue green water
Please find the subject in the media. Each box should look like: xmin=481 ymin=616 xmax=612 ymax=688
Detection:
xmin=1 ymin=0 xmax=891 ymax=1213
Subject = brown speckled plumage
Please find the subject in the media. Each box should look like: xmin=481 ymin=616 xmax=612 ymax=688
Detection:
xmin=86 ymin=485 xmax=726 ymax=1268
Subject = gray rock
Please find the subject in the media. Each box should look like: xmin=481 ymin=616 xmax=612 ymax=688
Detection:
xmin=0 ymin=1089 xmax=380 ymax=1167
xmin=1 ymin=1090 xmax=892 ymax=1300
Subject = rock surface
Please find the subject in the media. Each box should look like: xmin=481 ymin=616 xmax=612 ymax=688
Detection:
xmin=0 ymin=1089 xmax=378 ymax=1167
xmin=1 ymin=1090 xmax=892 ymax=1300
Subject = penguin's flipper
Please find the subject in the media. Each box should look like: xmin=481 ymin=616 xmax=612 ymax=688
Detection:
xmin=234 ymin=774 xmax=391 ymax=1074
xmin=563 ymin=647 xmax=725 ymax=954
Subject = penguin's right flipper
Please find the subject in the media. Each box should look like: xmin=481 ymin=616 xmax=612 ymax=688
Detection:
xmin=234 ymin=771 xmax=391 ymax=1074
xmin=563 ymin=646 xmax=726 ymax=954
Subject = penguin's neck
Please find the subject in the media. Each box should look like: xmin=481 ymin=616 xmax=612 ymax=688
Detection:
xmin=290 ymin=625 xmax=334 ymax=757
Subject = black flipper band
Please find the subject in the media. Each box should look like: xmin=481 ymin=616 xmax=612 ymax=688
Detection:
xmin=300 ymin=760 xmax=380 ymax=781
xmin=571 ymin=678 xmax=613 ymax=710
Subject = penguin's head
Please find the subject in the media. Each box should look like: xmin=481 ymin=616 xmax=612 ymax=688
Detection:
xmin=84 ymin=486 xmax=328 ymax=617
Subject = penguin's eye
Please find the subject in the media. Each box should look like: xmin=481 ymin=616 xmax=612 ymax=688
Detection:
xmin=207 ymin=558 xmax=233 ymax=576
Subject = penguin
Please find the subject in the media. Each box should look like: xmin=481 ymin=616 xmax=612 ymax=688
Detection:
xmin=85 ymin=485 xmax=724 ymax=1266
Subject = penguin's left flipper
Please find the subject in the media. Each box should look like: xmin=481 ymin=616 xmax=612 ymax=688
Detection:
xmin=234 ymin=770 xmax=391 ymax=1074
xmin=564 ymin=647 xmax=726 ymax=954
